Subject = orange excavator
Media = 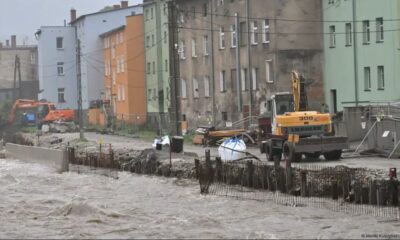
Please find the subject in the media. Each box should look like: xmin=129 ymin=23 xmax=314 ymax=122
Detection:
xmin=8 ymin=99 xmax=75 ymax=126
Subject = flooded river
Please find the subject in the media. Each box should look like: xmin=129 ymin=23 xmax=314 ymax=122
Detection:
xmin=1 ymin=159 xmax=399 ymax=239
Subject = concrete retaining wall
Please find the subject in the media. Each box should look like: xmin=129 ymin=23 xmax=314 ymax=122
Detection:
xmin=5 ymin=143 xmax=69 ymax=173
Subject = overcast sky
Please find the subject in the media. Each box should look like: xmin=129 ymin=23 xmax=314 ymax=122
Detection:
xmin=0 ymin=0 xmax=142 ymax=45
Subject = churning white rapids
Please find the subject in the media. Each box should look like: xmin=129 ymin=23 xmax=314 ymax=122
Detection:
xmin=0 ymin=159 xmax=399 ymax=239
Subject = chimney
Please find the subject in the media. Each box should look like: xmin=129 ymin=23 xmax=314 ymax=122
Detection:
xmin=113 ymin=4 xmax=121 ymax=9
xmin=121 ymin=1 xmax=128 ymax=8
xmin=6 ymin=40 xmax=9 ymax=47
xmin=11 ymin=35 xmax=16 ymax=48
xmin=70 ymin=8 xmax=77 ymax=22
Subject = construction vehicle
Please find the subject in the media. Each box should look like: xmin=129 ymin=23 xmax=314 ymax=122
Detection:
xmin=263 ymin=71 xmax=348 ymax=162
xmin=8 ymin=99 xmax=75 ymax=126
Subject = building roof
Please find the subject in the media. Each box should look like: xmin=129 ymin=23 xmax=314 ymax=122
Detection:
xmin=70 ymin=4 xmax=143 ymax=25
xmin=99 ymin=25 xmax=126 ymax=38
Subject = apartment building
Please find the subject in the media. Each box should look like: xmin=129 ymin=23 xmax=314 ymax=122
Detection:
xmin=176 ymin=0 xmax=324 ymax=129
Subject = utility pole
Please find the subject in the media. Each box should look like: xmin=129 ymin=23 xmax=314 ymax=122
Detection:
xmin=168 ymin=1 xmax=181 ymax=136
xmin=76 ymin=39 xmax=84 ymax=139
xmin=12 ymin=55 xmax=21 ymax=102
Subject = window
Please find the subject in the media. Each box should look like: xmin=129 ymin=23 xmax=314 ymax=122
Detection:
xmin=111 ymin=44 xmax=116 ymax=58
xmin=191 ymin=38 xmax=197 ymax=57
xmin=231 ymin=24 xmax=237 ymax=48
xmin=153 ymin=88 xmax=157 ymax=100
xmin=116 ymin=58 xmax=120 ymax=73
xmin=121 ymin=56 xmax=125 ymax=73
xmin=57 ymin=62 xmax=64 ymax=76
xmin=239 ymin=21 xmax=247 ymax=46
xmin=219 ymin=27 xmax=225 ymax=49
xmin=122 ymin=84 xmax=125 ymax=101
xmin=364 ymin=67 xmax=371 ymax=91
xmin=179 ymin=40 xmax=186 ymax=59
xmin=152 ymin=61 xmax=156 ymax=74
xmin=104 ymin=61 xmax=108 ymax=76
xmin=145 ymin=9 xmax=149 ymax=21
xmin=165 ymin=59 xmax=168 ymax=72
xmin=146 ymin=36 xmax=150 ymax=48
xmin=377 ymin=66 xmax=385 ymax=90
xmin=222 ymin=112 xmax=228 ymax=121
xmin=252 ymin=67 xmax=258 ymax=90
xmin=181 ymin=79 xmax=187 ymax=98
xmin=376 ymin=17 xmax=384 ymax=42
xmin=220 ymin=70 xmax=226 ymax=92
xmin=148 ymin=89 xmax=152 ymax=101
xmin=204 ymin=76 xmax=210 ymax=97
xmin=152 ymin=34 xmax=155 ymax=46
xmin=193 ymin=78 xmax=199 ymax=98
xmin=164 ymin=31 xmax=167 ymax=44
xmin=164 ymin=3 xmax=167 ymax=15
xmin=147 ymin=62 xmax=151 ymax=74
xmin=345 ymin=23 xmax=352 ymax=46
xmin=329 ymin=25 xmax=335 ymax=48
xmin=241 ymin=68 xmax=247 ymax=91
xmin=112 ymin=72 xmax=116 ymax=85
xmin=203 ymin=3 xmax=208 ymax=17
xmin=266 ymin=60 xmax=273 ymax=83
xmin=203 ymin=35 xmax=209 ymax=55
xmin=151 ymin=7 xmax=154 ymax=19
xmin=363 ymin=20 xmax=370 ymax=44
xmin=191 ymin=6 xmax=196 ymax=19
xmin=117 ymin=85 xmax=121 ymax=101
xmin=262 ymin=19 xmax=270 ymax=43
xmin=58 ymin=88 xmax=65 ymax=103
xmin=250 ymin=21 xmax=258 ymax=45
xmin=56 ymin=37 xmax=63 ymax=49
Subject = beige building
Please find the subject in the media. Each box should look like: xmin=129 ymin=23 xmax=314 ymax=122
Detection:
xmin=0 ymin=35 xmax=39 ymax=102
xmin=176 ymin=0 xmax=324 ymax=130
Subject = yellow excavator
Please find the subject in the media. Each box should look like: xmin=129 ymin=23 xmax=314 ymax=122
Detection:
xmin=264 ymin=71 xmax=348 ymax=162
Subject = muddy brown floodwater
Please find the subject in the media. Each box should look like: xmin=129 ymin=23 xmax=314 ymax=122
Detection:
xmin=1 ymin=159 xmax=399 ymax=239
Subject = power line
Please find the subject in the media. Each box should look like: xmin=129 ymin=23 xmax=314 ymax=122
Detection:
xmin=178 ymin=8 xmax=400 ymax=23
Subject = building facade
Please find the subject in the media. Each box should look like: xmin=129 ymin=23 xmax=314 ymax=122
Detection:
xmin=143 ymin=0 xmax=172 ymax=129
xmin=323 ymin=0 xmax=400 ymax=113
xmin=100 ymin=14 xmax=146 ymax=125
xmin=0 ymin=35 xmax=39 ymax=102
xmin=36 ymin=27 xmax=77 ymax=109
xmin=177 ymin=0 xmax=324 ymax=130
xmin=71 ymin=2 xmax=143 ymax=110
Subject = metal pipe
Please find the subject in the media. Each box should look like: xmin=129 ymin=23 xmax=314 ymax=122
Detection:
xmin=235 ymin=12 xmax=242 ymax=112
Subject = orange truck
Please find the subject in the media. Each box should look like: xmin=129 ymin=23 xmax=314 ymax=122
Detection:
xmin=8 ymin=99 xmax=75 ymax=126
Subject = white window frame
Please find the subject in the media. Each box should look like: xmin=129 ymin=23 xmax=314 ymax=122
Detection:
xmin=241 ymin=68 xmax=247 ymax=91
xmin=376 ymin=17 xmax=384 ymax=42
xmin=250 ymin=21 xmax=258 ymax=45
xmin=121 ymin=56 xmax=125 ymax=73
xmin=220 ymin=71 xmax=226 ymax=92
xmin=57 ymin=62 xmax=64 ymax=76
xmin=262 ymin=19 xmax=270 ymax=43
xmin=181 ymin=79 xmax=187 ymax=98
xmin=252 ymin=67 xmax=258 ymax=90
xmin=219 ymin=27 xmax=225 ymax=49
xmin=231 ymin=24 xmax=237 ymax=48
xmin=364 ymin=67 xmax=371 ymax=91
xmin=377 ymin=65 xmax=385 ymax=90
xmin=203 ymin=35 xmax=209 ymax=56
xmin=57 ymin=88 xmax=65 ymax=103
xmin=363 ymin=20 xmax=370 ymax=44
xmin=193 ymin=78 xmax=199 ymax=98
xmin=179 ymin=40 xmax=186 ymax=60
xmin=204 ymin=76 xmax=210 ymax=97
xmin=56 ymin=37 xmax=63 ymax=49
xmin=345 ymin=23 xmax=352 ymax=46
xmin=191 ymin=38 xmax=197 ymax=58
xmin=266 ymin=60 xmax=273 ymax=83
xmin=112 ymin=71 xmax=116 ymax=85
xmin=329 ymin=25 xmax=335 ymax=48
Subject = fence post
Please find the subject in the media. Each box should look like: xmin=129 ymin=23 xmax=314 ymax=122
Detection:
xmin=194 ymin=158 xmax=200 ymax=179
xmin=266 ymin=166 xmax=274 ymax=191
xmin=377 ymin=185 xmax=386 ymax=206
xmin=285 ymin=158 xmax=292 ymax=193
xmin=247 ymin=160 xmax=254 ymax=188
xmin=361 ymin=187 xmax=369 ymax=204
xmin=354 ymin=183 xmax=361 ymax=204
xmin=343 ymin=177 xmax=350 ymax=200
xmin=369 ymin=180 xmax=377 ymax=205
xmin=216 ymin=157 xmax=222 ymax=182
xmin=300 ymin=171 xmax=307 ymax=197
xmin=332 ymin=181 xmax=338 ymax=200
xmin=390 ymin=179 xmax=399 ymax=206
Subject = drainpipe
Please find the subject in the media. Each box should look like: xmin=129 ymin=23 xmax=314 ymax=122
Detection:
xmin=352 ymin=0 xmax=359 ymax=106
xmin=246 ymin=0 xmax=253 ymax=123
xmin=210 ymin=0 xmax=216 ymax=126
xmin=235 ymin=12 xmax=242 ymax=113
